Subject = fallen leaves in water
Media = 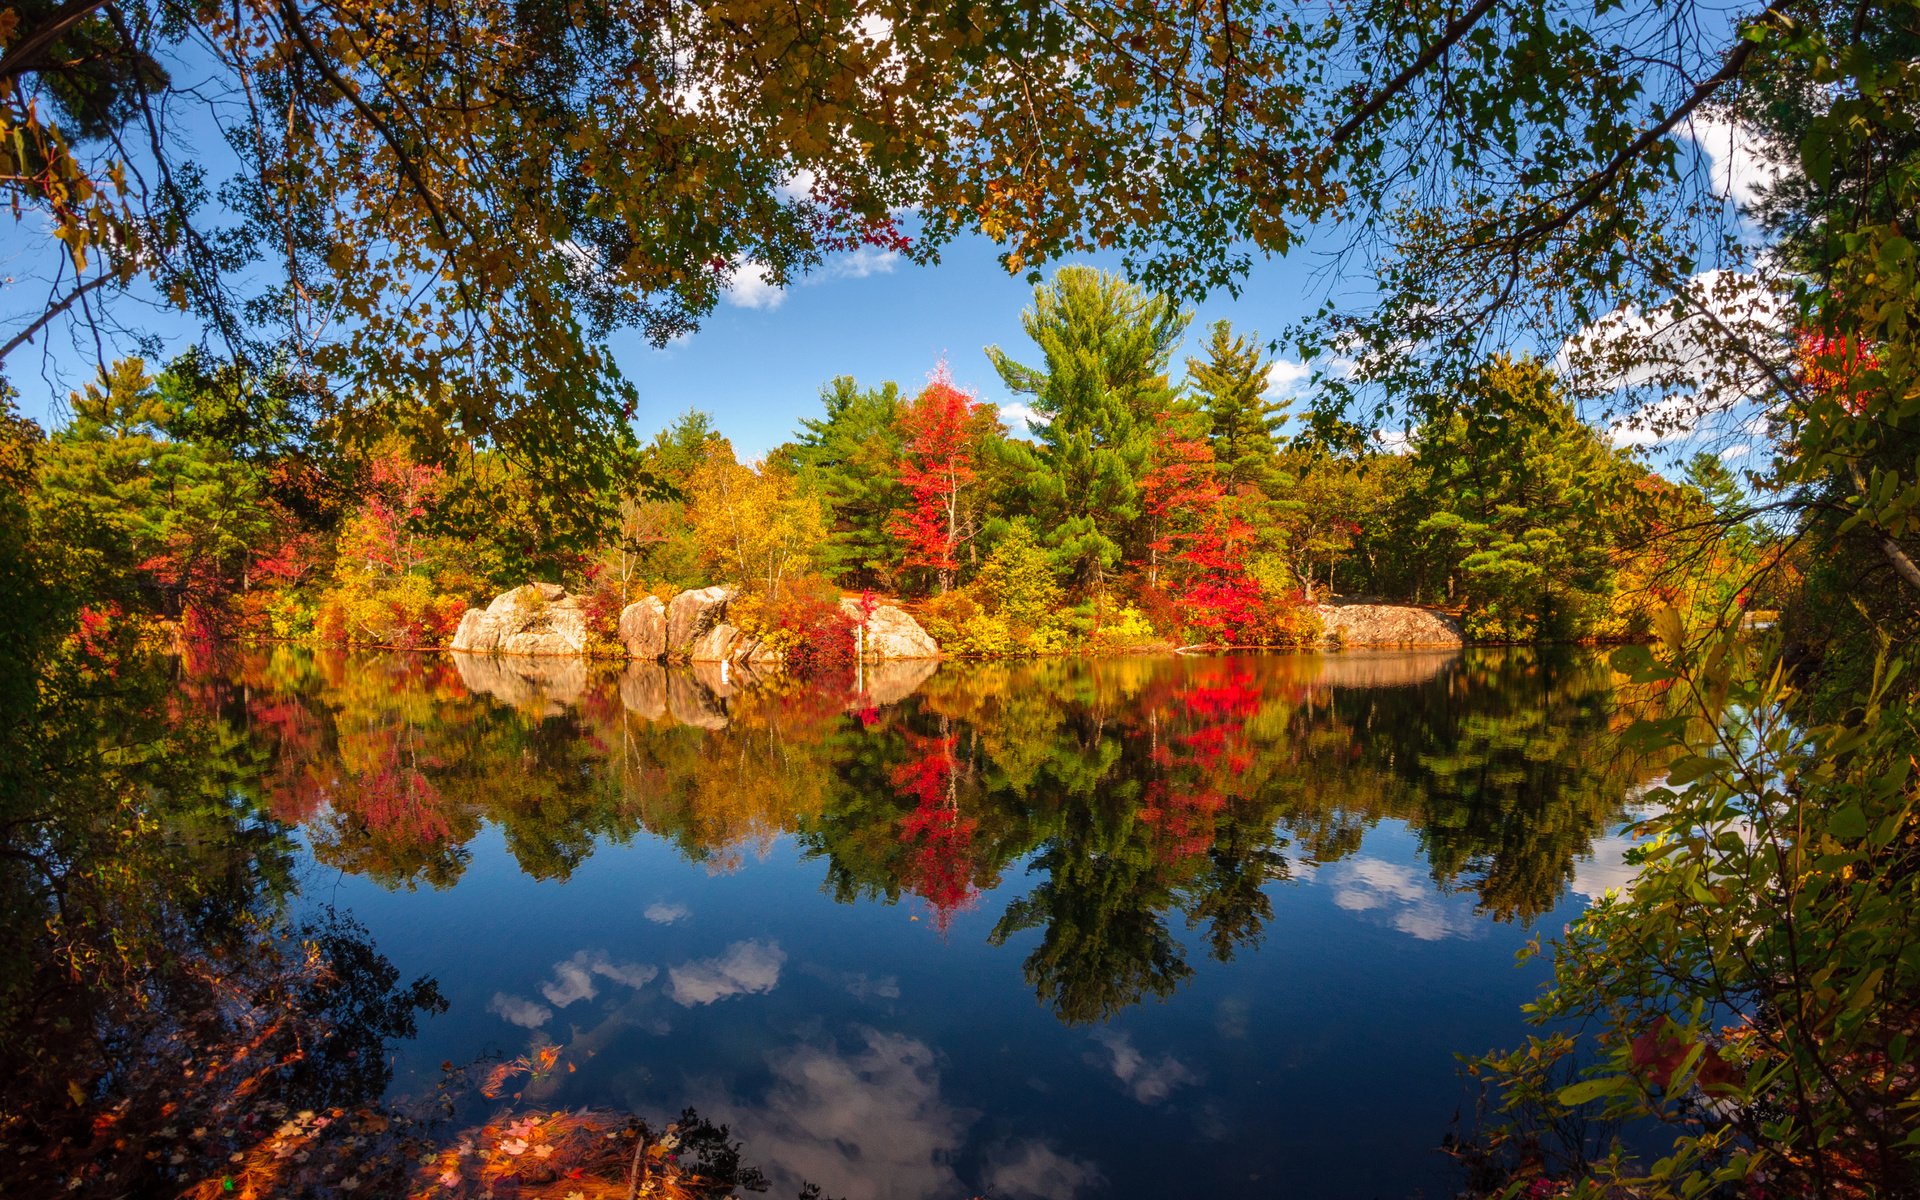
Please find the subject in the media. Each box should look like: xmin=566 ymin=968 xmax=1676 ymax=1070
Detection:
xmin=177 ymin=1095 xmax=770 ymax=1200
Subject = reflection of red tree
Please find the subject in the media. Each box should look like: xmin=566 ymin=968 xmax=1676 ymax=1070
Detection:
xmin=1139 ymin=667 xmax=1261 ymax=863
xmin=891 ymin=732 xmax=978 ymax=933
xmin=348 ymin=740 xmax=452 ymax=850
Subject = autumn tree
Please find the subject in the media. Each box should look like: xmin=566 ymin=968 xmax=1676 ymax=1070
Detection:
xmin=1137 ymin=431 xmax=1268 ymax=642
xmin=887 ymin=370 xmax=996 ymax=594
xmin=988 ymin=267 xmax=1190 ymax=591
xmin=687 ymin=443 xmax=826 ymax=598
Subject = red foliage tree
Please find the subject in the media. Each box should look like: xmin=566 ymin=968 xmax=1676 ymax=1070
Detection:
xmin=1138 ymin=431 xmax=1268 ymax=642
xmin=888 ymin=369 xmax=991 ymax=593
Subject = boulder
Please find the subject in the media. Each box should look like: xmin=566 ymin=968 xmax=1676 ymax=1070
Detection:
xmin=689 ymin=622 xmax=741 ymax=663
xmin=618 ymin=596 xmax=668 ymax=661
xmin=839 ymin=600 xmax=940 ymax=660
xmin=451 ymin=582 xmax=592 ymax=656
xmin=452 ymin=608 xmax=489 ymax=651
xmin=667 ymin=586 xmax=736 ymax=656
xmin=1312 ymin=603 xmax=1463 ymax=648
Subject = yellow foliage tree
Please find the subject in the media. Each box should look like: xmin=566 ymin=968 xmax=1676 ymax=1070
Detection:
xmin=686 ymin=443 xmax=825 ymax=598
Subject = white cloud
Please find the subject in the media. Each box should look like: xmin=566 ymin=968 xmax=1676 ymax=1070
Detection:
xmin=1264 ymin=358 xmax=1312 ymax=397
xmin=487 ymin=992 xmax=553 ymax=1029
xmin=845 ymin=973 xmax=902 ymax=1002
xmin=644 ymin=901 xmax=690 ymax=924
xmin=1560 ymin=267 xmax=1792 ymax=449
xmin=1087 ymin=1030 xmax=1198 ymax=1104
xmin=1719 ymin=444 xmax=1753 ymax=461
xmin=723 ymin=259 xmax=785 ymax=310
xmin=979 ymin=1140 xmax=1103 ymax=1200
xmin=697 ymin=1030 xmax=973 ymax=1200
xmin=539 ymin=950 xmax=658 ymax=1008
xmin=998 ymin=401 xmax=1048 ymax=432
xmin=1372 ymin=428 xmax=1414 ymax=456
xmin=667 ymin=939 xmax=787 ymax=1006
xmin=1607 ymin=393 xmax=1699 ymax=448
xmin=1319 ymin=856 xmax=1485 ymax=941
xmin=1214 ymin=995 xmax=1251 ymax=1040
xmin=1687 ymin=115 xmax=1786 ymax=213
xmin=828 ymin=246 xmax=900 ymax=280
xmin=779 ymin=168 xmax=819 ymax=203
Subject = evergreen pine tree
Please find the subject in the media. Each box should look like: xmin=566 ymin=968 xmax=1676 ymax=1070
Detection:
xmin=780 ymin=377 xmax=908 ymax=589
xmin=1186 ymin=320 xmax=1287 ymax=492
xmin=986 ymin=267 xmax=1190 ymax=591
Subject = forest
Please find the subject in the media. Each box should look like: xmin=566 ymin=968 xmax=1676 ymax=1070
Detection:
xmin=10 ymin=267 xmax=1785 ymax=663
xmin=4 ymin=0 xmax=1919 ymax=1198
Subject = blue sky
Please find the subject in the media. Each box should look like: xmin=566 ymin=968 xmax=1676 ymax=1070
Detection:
xmin=615 ymin=234 xmax=1335 ymax=459
xmin=7 ymin=229 xmax=1335 ymax=458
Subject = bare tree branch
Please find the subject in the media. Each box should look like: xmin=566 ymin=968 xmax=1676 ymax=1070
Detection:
xmin=0 ymin=273 xmax=115 ymax=364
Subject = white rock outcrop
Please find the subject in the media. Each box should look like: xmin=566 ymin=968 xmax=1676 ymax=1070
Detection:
xmin=840 ymin=600 xmax=940 ymax=660
xmin=1313 ymin=603 xmax=1464 ymax=648
xmin=688 ymin=622 xmax=741 ymax=663
xmin=667 ymin=586 xmax=736 ymax=657
xmin=450 ymin=583 xmax=592 ymax=656
xmin=618 ymin=596 xmax=668 ymax=661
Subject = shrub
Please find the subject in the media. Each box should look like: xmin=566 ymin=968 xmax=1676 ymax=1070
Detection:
xmin=732 ymin=576 xmax=856 ymax=679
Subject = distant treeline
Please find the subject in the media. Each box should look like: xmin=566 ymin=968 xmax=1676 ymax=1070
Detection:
xmin=7 ymin=268 xmax=1788 ymax=658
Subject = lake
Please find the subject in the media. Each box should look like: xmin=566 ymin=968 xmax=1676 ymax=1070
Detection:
xmin=200 ymin=646 xmax=1649 ymax=1200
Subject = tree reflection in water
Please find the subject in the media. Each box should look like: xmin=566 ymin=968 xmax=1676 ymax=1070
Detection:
xmin=0 ymin=643 xmax=1650 ymax=1195
xmin=219 ymin=645 xmax=1649 ymax=1021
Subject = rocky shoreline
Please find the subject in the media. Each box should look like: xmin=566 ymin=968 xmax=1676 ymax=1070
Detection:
xmin=448 ymin=582 xmax=941 ymax=664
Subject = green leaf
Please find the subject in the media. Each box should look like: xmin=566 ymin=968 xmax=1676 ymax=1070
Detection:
xmin=1829 ymin=803 xmax=1869 ymax=840
xmin=1556 ymin=1075 xmax=1629 ymax=1107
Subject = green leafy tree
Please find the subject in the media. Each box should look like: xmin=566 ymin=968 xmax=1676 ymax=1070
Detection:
xmin=987 ymin=267 xmax=1191 ymax=590
xmin=1187 ymin=320 xmax=1286 ymax=493
xmin=1412 ymin=357 xmax=1627 ymax=641
xmin=778 ymin=377 xmax=908 ymax=589
xmin=35 ymin=359 xmax=269 ymax=623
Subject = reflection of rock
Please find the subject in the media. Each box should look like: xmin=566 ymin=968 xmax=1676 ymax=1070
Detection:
xmin=841 ymin=600 xmax=940 ymax=659
xmin=451 ymin=582 xmax=592 ymax=656
xmin=667 ymin=669 xmax=730 ymax=729
xmin=690 ymin=659 xmax=734 ymax=699
xmin=853 ymin=658 xmax=939 ymax=708
xmin=454 ymin=652 xmax=590 ymax=714
xmin=668 ymin=586 xmax=736 ymax=656
xmin=1309 ymin=648 xmax=1460 ymax=689
xmin=1313 ymin=603 xmax=1463 ymax=647
xmin=619 ymin=596 xmax=668 ymax=660
xmin=690 ymin=622 xmax=741 ymax=663
xmin=619 ymin=662 xmax=668 ymax=720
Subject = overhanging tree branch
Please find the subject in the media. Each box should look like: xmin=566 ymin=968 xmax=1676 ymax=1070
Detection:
xmin=0 ymin=0 xmax=112 ymax=85
xmin=0 ymin=273 xmax=114 ymax=363
xmin=1478 ymin=2 xmax=1791 ymax=249
xmin=1328 ymin=0 xmax=1499 ymax=148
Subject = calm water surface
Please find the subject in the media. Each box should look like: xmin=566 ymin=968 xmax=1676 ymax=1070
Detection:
xmin=214 ymin=647 xmax=1649 ymax=1200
